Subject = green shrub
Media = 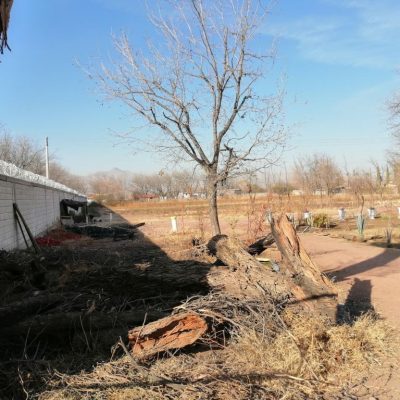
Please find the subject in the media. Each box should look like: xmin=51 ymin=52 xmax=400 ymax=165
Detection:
xmin=313 ymin=213 xmax=329 ymax=228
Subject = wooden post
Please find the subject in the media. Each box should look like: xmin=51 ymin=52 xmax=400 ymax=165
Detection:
xmin=13 ymin=203 xmax=40 ymax=253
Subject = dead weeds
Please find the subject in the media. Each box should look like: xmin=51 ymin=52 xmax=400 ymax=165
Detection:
xmin=1 ymin=208 xmax=398 ymax=400
xmin=37 ymin=294 xmax=397 ymax=400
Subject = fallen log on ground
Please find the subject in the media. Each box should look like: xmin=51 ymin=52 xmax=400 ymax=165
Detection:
xmin=65 ymin=225 xmax=138 ymax=240
xmin=0 ymin=294 xmax=63 ymax=327
xmin=128 ymin=312 xmax=208 ymax=359
xmin=207 ymin=235 xmax=290 ymax=300
xmin=0 ymin=310 xmax=168 ymax=339
xmin=247 ymin=233 xmax=275 ymax=255
xmin=128 ymin=220 xmax=338 ymax=356
xmin=270 ymin=213 xmax=338 ymax=320
xmin=207 ymin=216 xmax=337 ymax=320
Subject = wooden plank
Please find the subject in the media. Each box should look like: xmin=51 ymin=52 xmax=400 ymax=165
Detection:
xmin=13 ymin=203 xmax=40 ymax=253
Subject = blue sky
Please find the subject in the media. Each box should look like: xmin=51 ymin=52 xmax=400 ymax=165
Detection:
xmin=0 ymin=0 xmax=399 ymax=175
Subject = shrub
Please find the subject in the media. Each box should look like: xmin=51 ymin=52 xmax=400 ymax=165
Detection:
xmin=313 ymin=213 xmax=329 ymax=228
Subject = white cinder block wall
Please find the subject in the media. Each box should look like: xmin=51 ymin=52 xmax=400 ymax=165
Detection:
xmin=0 ymin=174 xmax=86 ymax=251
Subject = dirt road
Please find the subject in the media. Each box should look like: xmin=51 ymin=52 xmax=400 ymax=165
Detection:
xmin=302 ymin=233 xmax=400 ymax=329
xmin=302 ymin=233 xmax=400 ymax=398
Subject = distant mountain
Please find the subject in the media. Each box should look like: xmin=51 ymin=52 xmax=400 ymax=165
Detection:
xmin=86 ymin=168 xmax=135 ymax=179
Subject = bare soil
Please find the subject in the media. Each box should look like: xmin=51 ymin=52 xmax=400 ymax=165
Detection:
xmin=302 ymin=233 xmax=400 ymax=398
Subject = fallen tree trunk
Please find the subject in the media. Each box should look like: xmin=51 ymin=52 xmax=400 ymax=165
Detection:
xmin=128 ymin=312 xmax=208 ymax=359
xmin=208 ymin=219 xmax=337 ymax=321
xmin=0 ymin=294 xmax=63 ymax=327
xmin=270 ymin=213 xmax=338 ymax=320
xmin=0 ymin=310 xmax=168 ymax=339
xmin=207 ymin=235 xmax=290 ymax=300
xmin=125 ymin=216 xmax=338 ymax=357
xmin=247 ymin=233 xmax=275 ymax=255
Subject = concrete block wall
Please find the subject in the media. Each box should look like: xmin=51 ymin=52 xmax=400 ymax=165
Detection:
xmin=0 ymin=174 xmax=86 ymax=251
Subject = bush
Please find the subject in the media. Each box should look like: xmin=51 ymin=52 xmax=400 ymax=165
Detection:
xmin=313 ymin=213 xmax=329 ymax=228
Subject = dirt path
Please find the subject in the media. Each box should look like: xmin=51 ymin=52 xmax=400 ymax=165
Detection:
xmin=302 ymin=233 xmax=400 ymax=328
xmin=302 ymin=233 xmax=400 ymax=398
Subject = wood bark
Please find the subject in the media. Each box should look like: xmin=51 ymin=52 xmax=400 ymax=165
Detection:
xmin=125 ymin=217 xmax=337 ymax=356
xmin=208 ymin=221 xmax=337 ymax=321
xmin=207 ymin=234 xmax=290 ymax=300
xmin=128 ymin=312 xmax=208 ymax=359
xmin=270 ymin=213 xmax=338 ymax=321
xmin=207 ymin=179 xmax=221 ymax=235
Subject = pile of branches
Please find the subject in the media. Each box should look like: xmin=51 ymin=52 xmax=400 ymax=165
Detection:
xmin=40 ymin=293 xmax=394 ymax=400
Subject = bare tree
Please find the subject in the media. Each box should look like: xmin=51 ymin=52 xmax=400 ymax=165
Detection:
xmin=370 ymin=159 xmax=387 ymax=200
xmin=347 ymin=169 xmax=375 ymax=205
xmin=388 ymin=87 xmax=400 ymax=148
xmin=91 ymin=0 xmax=286 ymax=234
xmin=90 ymin=173 xmax=125 ymax=201
xmin=0 ymin=126 xmax=44 ymax=173
xmin=49 ymin=162 xmax=87 ymax=193
xmin=130 ymin=170 xmax=204 ymax=198
xmin=0 ymin=126 xmax=85 ymax=192
xmin=293 ymin=154 xmax=343 ymax=196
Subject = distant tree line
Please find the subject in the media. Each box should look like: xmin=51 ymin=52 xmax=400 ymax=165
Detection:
xmin=89 ymin=170 xmax=206 ymax=202
xmin=268 ymin=154 xmax=396 ymax=203
xmin=2 ymin=128 xmax=398 ymax=202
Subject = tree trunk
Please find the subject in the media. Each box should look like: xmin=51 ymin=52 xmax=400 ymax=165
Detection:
xmin=207 ymin=177 xmax=221 ymax=235
xmin=207 ymin=235 xmax=289 ymax=300
xmin=208 ymin=225 xmax=338 ymax=322
xmin=0 ymin=310 xmax=168 ymax=339
xmin=0 ymin=294 xmax=64 ymax=327
xmin=270 ymin=213 xmax=338 ymax=321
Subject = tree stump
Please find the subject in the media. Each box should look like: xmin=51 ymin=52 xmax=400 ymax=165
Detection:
xmin=270 ymin=213 xmax=338 ymax=321
xmin=208 ymin=219 xmax=338 ymax=322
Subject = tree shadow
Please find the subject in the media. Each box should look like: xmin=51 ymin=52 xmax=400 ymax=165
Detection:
xmin=0 ymin=203 xmax=214 ymax=399
xmin=326 ymin=248 xmax=400 ymax=282
xmin=337 ymin=278 xmax=375 ymax=324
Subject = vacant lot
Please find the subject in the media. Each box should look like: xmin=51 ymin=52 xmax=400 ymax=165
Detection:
xmin=1 ymin=199 xmax=399 ymax=399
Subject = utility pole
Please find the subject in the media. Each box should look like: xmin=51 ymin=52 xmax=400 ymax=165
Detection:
xmin=45 ymin=137 xmax=49 ymax=179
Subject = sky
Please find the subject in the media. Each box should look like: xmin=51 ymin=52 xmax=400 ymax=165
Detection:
xmin=1 ymin=0 xmax=399 ymax=176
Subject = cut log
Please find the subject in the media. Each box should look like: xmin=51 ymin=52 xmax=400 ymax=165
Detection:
xmin=128 ymin=312 xmax=207 ymax=358
xmin=247 ymin=233 xmax=275 ymax=255
xmin=270 ymin=213 xmax=338 ymax=321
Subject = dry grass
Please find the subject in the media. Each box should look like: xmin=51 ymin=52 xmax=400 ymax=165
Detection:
xmin=38 ymin=294 xmax=397 ymax=400
xmin=5 ymin=198 xmax=399 ymax=399
xmin=111 ymin=193 xmax=400 ymax=247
